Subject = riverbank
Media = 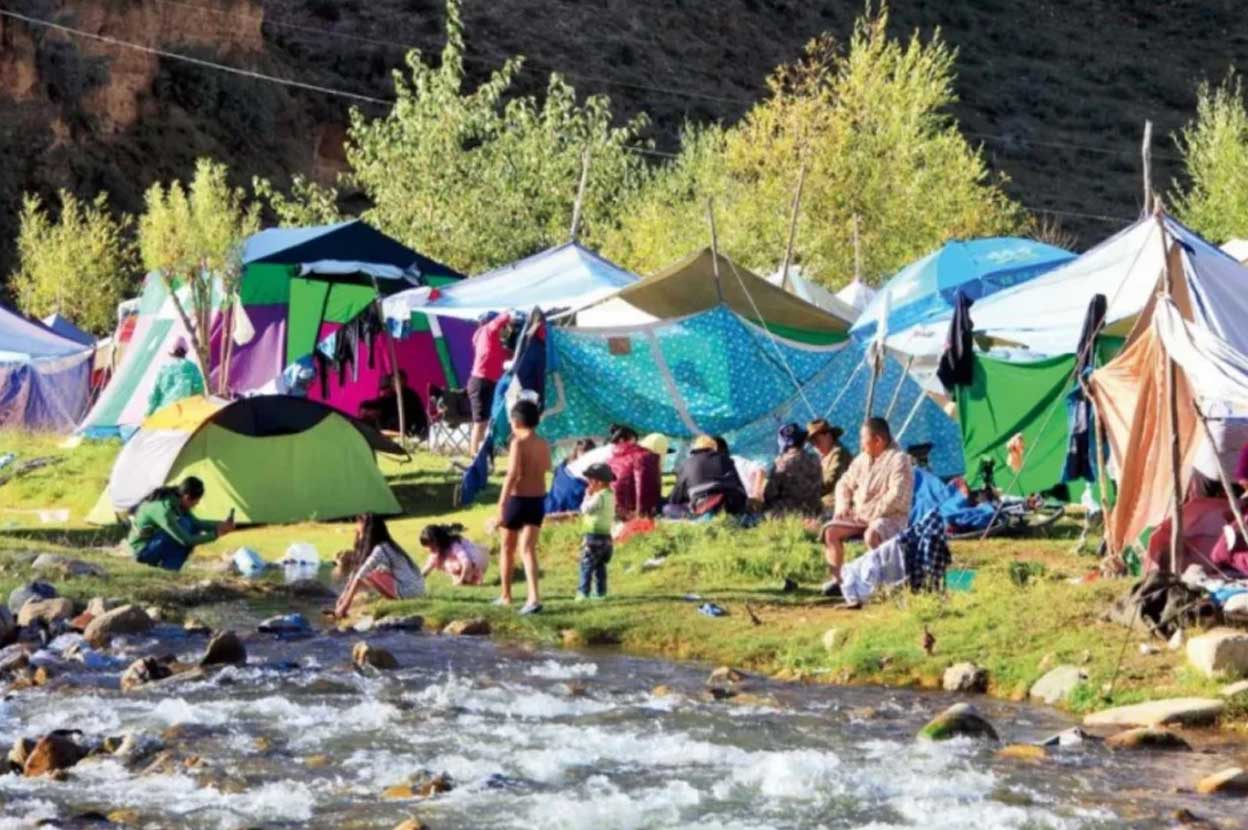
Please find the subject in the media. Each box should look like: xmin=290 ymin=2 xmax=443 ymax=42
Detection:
xmin=2 ymin=430 xmax=1246 ymax=731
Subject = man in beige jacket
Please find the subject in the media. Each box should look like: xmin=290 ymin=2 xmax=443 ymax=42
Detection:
xmin=820 ymin=417 xmax=913 ymax=597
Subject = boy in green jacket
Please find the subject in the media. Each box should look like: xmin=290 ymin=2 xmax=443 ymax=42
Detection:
xmin=128 ymin=477 xmax=235 ymax=571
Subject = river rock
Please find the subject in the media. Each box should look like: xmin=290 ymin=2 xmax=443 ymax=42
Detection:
xmin=917 ymin=703 xmax=999 ymax=742
xmin=822 ymin=628 xmax=847 ymax=652
xmin=707 ymin=666 xmax=747 ymax=686
xmin=1221 ymin=679 xmax=1248 ymax=699
xmin=7 ymin=737 xmax=34 ymax=771
xmin=83 ymin=605 xmax=153 ymax=648
xmin=108 ymin=733 xmax=165 ymax=767
xmin=0 ymin=607 xmax=15 ymax=646
xmin=17 ymin=598 xmax=75 ymax=627
xmin=942 ymin=662 xmax=988 ymax=693
xmin=1196 ymin=767 xmax=1248 ymax=796
xmin=1084 ymin=698 xmax=1225 ymax=728
xmin=998 ymin=743 xmax=1046 ymax=762
xmin=1038 ymin=727 xmax=1095 ymax=747
xmin=376 ymin=614 xmax=424 ymax=632
xmin=120 ymin=657 xmax=172 ymax=691
xmin=0 ymin=648 xmax=30 ymax=678
xmin=7 ymin=580 xmax=57 ymax=614
xmin=257 ymin=613 xmax=312 ymax=636
xmin=352 ymin=642 xmax=399 ymax=671
xmin=24 ymin=733 xmax=86 ymax=777
xmin=394 ymin=819 xmax=429 ymax=830
xmin=1029 ymin=665 xmax=1087 ymax=705
xmin=200 ymin=631 xmax=246 ymax=667
xmin=85 ymin=597 xmax=119 ymax=617
xmin=1186 ymin=628 xmax=1248 ymax=679
xmin=443 ymin=618 xmax=490 ymax=636
xmin=1104 ymin=727 xmax=1191 ymax=751
xmin=31 ymin=553 xmax=107 ymax=579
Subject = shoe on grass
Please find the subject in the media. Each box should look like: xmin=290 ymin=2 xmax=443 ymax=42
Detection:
xmin=518 ymin=602 xmax=543 ymax=615
xmin=492 ymin=597 xmax=512 ymax=607
xmin=591 ymin=593 xmax=608 ymax=601
xmin=820 ymin=580 xmax=843 ymax=599
xmin=574 ymin=591 xmax=589 ymax=602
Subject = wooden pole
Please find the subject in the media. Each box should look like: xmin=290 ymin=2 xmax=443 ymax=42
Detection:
xmin=706 ymin=199 xmax=725 ymax=305
xmin=1141 ymin=120 xmax=1154 ymax=216
xmin=219 ymin=291 xmax=236 ymax=396
xmin=568 ymin=145 xmax=592 ymax=242
xmin=883 ymin=354 xmax=913 ymax=419
xmin=1161 ymin=221 xmax=1184 ymax=575
xmin=370 ymin=276 xmax=407 ymax=448
xmin=779 ymin=157 xmax=809 ymax=292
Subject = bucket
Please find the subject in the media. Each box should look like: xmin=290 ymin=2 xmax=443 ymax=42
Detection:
xmin=282 ymin=543 xmax=320 ymax=583
xmin=232 ymin=547 xmax=266 ymax=578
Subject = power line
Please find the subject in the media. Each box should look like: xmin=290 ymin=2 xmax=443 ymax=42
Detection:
xmin=0 ymin=8 xmax=393 ymax=107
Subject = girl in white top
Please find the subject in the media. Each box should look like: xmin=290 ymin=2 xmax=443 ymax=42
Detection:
xmin=334 ymin=514 xmax=425 ymax=617
xmin=420 ymin=523 xmax=488 ymax=586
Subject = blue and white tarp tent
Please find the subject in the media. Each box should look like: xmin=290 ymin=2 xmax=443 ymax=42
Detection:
xmin=41 ymin=313 xmax=95 ymax=347
xmin=1 ymin=304 xmax=93 ymax=432
xmin=851 ymin=237 xmax=1074 ymax=359
xmin=384 ymin=242 xmax=639 ymax=322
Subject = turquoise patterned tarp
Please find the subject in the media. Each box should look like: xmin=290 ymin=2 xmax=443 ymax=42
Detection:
xmin=537 ymin=307 xmax=964 ymax=477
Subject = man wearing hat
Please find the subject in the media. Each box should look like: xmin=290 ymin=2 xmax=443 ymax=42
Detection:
xmin=667 ymin=435 xmax=747 ymax=517
xmin=146 ymin=337 xmax=205 ymax=415
xmin=807 ymin=419 xmax=850 ymax=512
xmin=577 ymin=463 xmax=617 ymax=600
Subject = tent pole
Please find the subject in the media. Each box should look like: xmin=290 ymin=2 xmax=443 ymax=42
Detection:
xmin=884 ymin=354 xmax=913 ymax=419
xmin=779 ymin=157 xmax=809 ymax=292
xmin=706 ymin=199 xmax=726 ymax=305
xmin=370 ymin=276 xmax=407 ymax=450
xmin=1161 ymin=221 xmax=1184 ymax=575
xmin=863 ymin=350 xmax=880 ymax=418
xmin=568 ymin=145 xmax=592 ymax=242
xmin=1194 ymin=400 xmax=1248 ymax=551
xmin=1141 ymin=120 xmax=1154 ymax=216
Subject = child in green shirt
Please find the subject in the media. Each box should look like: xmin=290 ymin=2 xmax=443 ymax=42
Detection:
xmin=577 ymin=464 xmax=616 ymax=600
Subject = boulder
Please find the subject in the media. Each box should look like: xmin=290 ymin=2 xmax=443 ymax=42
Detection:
xmin=1195 ymin=767 xmax=1248 ymax=796
xmin=1104 ymin=727 xmax=1191 ymax=751
xmin=822 ymin=628 xmax=847 ymax=652
xmin=917 ymin=703 xmax=999 ymax=742
xmin=1084 ymin=698 xmax=1225 ymax=728
xmin=394 ymin=820 xmax=429 ymax=830
xmin=352 ymin=642 xmax=399 ymax=671
xmin=0 ymin=607 xmax=15 ymax=647
xmin=7 ymin=580 xmax=57 ymax=614
xmin=17 ymin=597 xmax=75 ymax=627
xmin=120 ymin=657 xmax=172 ymax=692
xmin=1186 ymin=628 xmax=1248 ymax=679
xmin=200 ymin=631 xmax=246 ymax=667
xmin=83 ymin=605 xmax=153 ymax=648
xmin=1221 ymin=679 xmax=1248 ymax=699
xmin=7 ymin=737 xmax=34 ymax=771
xmin=23 ymin=733 xmax=86 ymax=777
xmin=1029 ymin=665 xmax=1088 ymax=705
xmin=442 ymin=618 xmax=490 ymax=636
xmin=707 ymin=666 xmax=747 ymax=686
xmin=942 ymin=662 xmax=989 ymax=694
xmin=31 ymin=553 xmax=107 ymax=579
xmin=85 ymin=597 xmax=118 ymax=617
xmin=376 ymin=614 xmax=424 ymax=632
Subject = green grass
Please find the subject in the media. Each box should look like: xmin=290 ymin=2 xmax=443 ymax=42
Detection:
xmin=1 ymin=428 xmax=1244 ymax=729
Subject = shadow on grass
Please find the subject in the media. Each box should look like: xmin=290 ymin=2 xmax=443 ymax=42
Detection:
xmin=388 ymin=466 xmax=500 ymax=518
xmin=0 ymin=525 xmax=127 ymax=549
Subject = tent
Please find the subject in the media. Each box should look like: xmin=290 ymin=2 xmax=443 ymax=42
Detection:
xmin=576 ymin=248 xmax=850 ymax=345
xmin=1221 ymin=239 xmax=1248 ymax=264
xmin=851 ymin=237 xmax=1074 ymax=357
xmin=88 ymin=395 xmax=403 ymax=525
xmin=383 ymin=242 xmax=639 ymax=322
xmin=0 ymin=304 xmax=93 ymax=432
xmin=835 ymin=279 xmax=876 ymax=315
xmin=41 ymin=314 xmax=95 ymax=347
xmin=1088 ymin=213 xmax=1248 ymax=559
xmin=765 ymin=266 xmax=859 ymax=325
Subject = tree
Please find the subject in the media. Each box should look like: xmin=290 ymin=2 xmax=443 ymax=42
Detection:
xmin=252 ymin=174 xmax=343 ymax=227
xmin=137 ymin=158 xmax=260 ymax=380
xmin=602 ymin=6 xmax=1022 ymax=284
xmin=345 ymin=0 xmax=650 ymax=273
xmin=10 ymin=191 xmax=136 ymax=335
xmin=1172 ymin=74 xmax=1248 ymax=243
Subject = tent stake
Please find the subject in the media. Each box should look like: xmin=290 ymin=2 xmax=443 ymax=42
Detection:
xmin=779 ymin=157 xmax=809 ymax=292
xmin=370 ymin=276 xmax=407 ymax=450
xmin=706 ymin=199 xmax=725 ymax=305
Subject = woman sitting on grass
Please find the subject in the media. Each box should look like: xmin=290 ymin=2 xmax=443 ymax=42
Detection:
xmin=419 ymin=523 xmax=488 ymax=586
xmin=334 ymin=514 xmax=425 ymax=617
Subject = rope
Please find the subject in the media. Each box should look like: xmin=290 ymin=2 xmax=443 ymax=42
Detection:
xmin=821 ymin=361 xmax=866 ymax=421
xmin=722 ymin=258 xmax=818 ymax=419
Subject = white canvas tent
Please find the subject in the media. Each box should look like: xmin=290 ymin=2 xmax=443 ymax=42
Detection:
xmin=765 ymin=266 xmax=859 ymax=325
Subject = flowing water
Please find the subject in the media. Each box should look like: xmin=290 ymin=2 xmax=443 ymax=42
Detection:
xmin=0 ymin=604 xmax=1243 ymax=830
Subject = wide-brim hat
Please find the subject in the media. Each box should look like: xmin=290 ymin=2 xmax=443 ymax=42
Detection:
xmin=807 ymin=418 xmax=844 ymax=442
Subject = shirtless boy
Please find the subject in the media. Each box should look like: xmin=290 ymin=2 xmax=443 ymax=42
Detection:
xmin=495 ymin=399 xmax=551 ymax=614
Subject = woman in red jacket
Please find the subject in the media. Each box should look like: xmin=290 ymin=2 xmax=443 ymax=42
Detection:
xmin=605 ymin=424 xmax=661 ymax=519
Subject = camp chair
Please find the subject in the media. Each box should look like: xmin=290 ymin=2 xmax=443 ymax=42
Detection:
xmin=426 ymin=384 xmax=473 ymax=456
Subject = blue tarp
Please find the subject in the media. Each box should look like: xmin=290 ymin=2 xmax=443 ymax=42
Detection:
xmin=1 ymin=304 xmax=92 ymax=432
xmin=40 ymin=314 xmax=95 ymax=347
xmin=851 ymin=237 xmax=1073 ymax=343
xmin=242 ymin=220 xmax=462 ymax=278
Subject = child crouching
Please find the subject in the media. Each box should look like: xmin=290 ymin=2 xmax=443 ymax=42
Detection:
xmin=577 ymin=463 xmax=616 ymax=600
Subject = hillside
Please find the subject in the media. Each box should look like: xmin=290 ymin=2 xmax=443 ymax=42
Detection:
xmin=1 ymin=0 xmax=1246 ymax=290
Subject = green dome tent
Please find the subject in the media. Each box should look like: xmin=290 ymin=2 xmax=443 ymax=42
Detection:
xmin=88 ymin=395 xmax=404 ymax=525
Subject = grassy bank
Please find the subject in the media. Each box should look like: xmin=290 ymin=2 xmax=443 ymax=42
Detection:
xmin=2 ymin=429 xmax=1245 ymax=729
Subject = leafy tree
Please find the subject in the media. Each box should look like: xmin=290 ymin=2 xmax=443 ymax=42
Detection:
xmin=10 ymin=191 xmax=136 ymax=335
xmin=252 ymin=174 xmax=343 ymax=227
xmin=603 ymin=6 xmax=1022 ymax=284
xmin=345 ymin=0 xmax=650 ymax=273
xmin=1172 ymin=73 xmax=1248 ymax=243
xmin=137 ymin=158 xmax=259 ymax=375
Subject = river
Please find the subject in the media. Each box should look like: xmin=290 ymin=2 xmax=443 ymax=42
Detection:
xmin=0 ymin=603 xmax=1242 ymax=830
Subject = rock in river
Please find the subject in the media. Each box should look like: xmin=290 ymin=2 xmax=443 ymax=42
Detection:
xmin=24 ymin=733 xmax=86 ymax=777
xmin=1104 ymin=727 xmax=1192 ymax=751
xmin=1029 ymin=665 xmax=1087 ymax=705
xmin=83 ymin=605 xmax=153 ymax=648
xmin=1084 ymin=698 xmax=1225 ymax=728
xmin=200 ymin=631 xmax=246 ymax=667
xmin=942 ymin=662 xmax=988 ymax=693
xmin=1195 ymin=767 xmax=1248 ymax=796
xmin=917 ymin=703 xmax=999 ymax=742
xmin=443 ymin=618 xmax=490 ymax=636
xmin=352 ymin=642 xmax=399 ymax=671
xmin=121 ymin=657 xmax=173 ymax=691
xmin=17 ymin=598 xmax=75 ymax=627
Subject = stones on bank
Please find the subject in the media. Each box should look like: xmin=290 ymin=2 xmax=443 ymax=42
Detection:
xmin=1084 ymin=698 xmax=1225 ymax=728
